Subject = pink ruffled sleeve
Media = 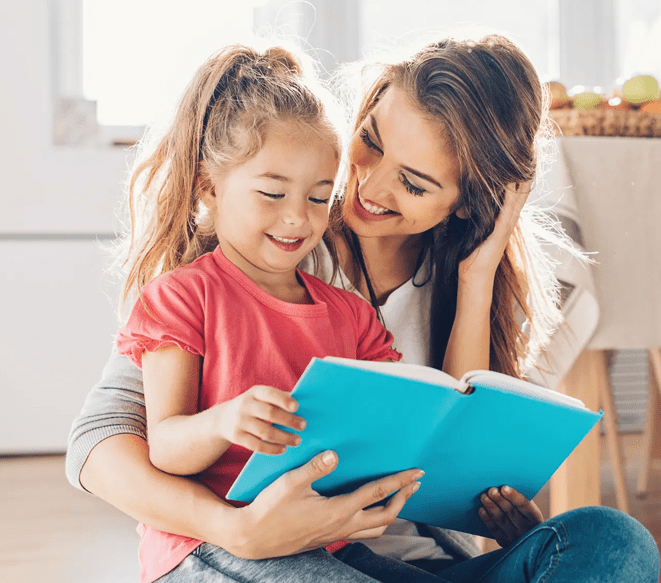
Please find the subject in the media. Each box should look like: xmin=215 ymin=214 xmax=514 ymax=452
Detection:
xmin=349 ymin=295 xmax=402 ymax=363
xmin=116 ymin=275 xmax=206 ymax=368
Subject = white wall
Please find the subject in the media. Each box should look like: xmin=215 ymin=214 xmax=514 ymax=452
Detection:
xmin=0 ymin=0 xmax=129 ymax=453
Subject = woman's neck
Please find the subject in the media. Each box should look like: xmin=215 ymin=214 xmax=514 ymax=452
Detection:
xmin=337 ymin=233 xmax=423 ymax=305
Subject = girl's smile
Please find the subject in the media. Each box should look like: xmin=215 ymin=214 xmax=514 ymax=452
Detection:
xmin=266 ymin=234 xmax=307 ymax=251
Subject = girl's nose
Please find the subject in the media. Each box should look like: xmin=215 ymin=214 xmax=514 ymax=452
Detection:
xmin=282 ymin=199 xmax=307 ymax=226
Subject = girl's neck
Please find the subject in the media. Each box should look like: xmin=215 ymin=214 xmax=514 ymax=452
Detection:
xmin=218 ymin=242 xmax=314 ymax=305
xmin=337 ymin=233 xmax=423 ymax=304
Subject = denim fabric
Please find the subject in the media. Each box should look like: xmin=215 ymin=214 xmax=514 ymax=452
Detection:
xmin=337 ymin=507 xmax=661 ymax=583
xmin=157 ymin=542 xmax=381 ymax=583
xmin=157 ymin=507 xmax=659 ymax=583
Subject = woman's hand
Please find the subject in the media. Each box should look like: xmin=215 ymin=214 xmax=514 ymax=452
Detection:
xmin=216 ymin=385 xmax=306 ymax=455
xmin=478 ymin=485 xmax=544 ymax=547
xmin=458 ymin=181 xmax=532 ymax=287
xmin=229 ymin=450 xmax=423 ymax=559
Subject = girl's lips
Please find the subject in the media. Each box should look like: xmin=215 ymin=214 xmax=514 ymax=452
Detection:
xmin=266 ymin=234 xmax=306 ymax=252
xmin=352 ymin=191 xmax=398 ymax=222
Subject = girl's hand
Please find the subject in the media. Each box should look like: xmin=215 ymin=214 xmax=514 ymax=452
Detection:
xmin=478 ymin=485 xmax=544 ymax=547
xmin=458 ymin=181 xmax=532 ymax=287
xmin=230 ymin=450 xmax=423 ymax=559
xmin=216 ymin=385 xmax=306 ymax=455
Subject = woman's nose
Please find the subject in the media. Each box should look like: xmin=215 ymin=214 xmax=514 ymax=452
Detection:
xmin=358 ymin=160 xmax=390 ymax=203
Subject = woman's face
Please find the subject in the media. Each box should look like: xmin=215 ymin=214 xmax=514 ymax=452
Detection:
xmin=343 ymin=86 xmax=462 ymax=241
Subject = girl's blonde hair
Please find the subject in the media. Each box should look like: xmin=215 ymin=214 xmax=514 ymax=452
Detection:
xmin=331 ymin=35 xmax=574 ymax=378
xmin=118 ymin=43 xmax=341 ymax=313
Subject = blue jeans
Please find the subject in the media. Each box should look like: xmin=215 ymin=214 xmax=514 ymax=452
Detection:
xmin=337 ymin=507 xmax=660 ymax=583
xmin=158 ymin=507 xmax=659 ymax=582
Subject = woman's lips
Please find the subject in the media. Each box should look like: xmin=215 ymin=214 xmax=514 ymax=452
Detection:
xmin=266 ymin=234 xmax=306 ymax=251
xmin=352 ymin=191 xmax=398 ymax=222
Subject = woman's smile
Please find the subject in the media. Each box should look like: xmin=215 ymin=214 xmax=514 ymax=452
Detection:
xmin=352 ymin=186 xmax=399 ymax=222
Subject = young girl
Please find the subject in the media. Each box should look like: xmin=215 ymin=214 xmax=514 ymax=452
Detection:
xmin=114 ymin=44 xmax=417 ymax=583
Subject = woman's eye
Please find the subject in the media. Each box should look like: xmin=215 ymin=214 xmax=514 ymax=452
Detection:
xmin=359 ymin=128 xmax=382 ymax=153
xmin=401 ymin=174 xmax=425 ymax=196
xmin=309 ymin=197 xmax=330 ymax=205
xmin=260 ymin=191 xmax=284 ymax=200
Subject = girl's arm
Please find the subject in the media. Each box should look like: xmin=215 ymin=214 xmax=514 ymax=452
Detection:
xmin=143 ymin=346 xmax=304 ymax=475
xmin=443 ymin=182 xmax=531 ymax=379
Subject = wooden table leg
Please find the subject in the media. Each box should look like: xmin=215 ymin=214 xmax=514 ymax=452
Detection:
xmin=595 ymin=350 xmax=630 ymax=514
xmin=550 ymin=349 xmax=602 ymax=516
xmin=637 ymin=348 xmax=661 ymax=496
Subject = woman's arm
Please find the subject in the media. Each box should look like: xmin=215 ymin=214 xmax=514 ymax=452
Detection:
xmin=80 ymin=433 xmax=422 ymax=559
xmin=443 ymin=182 xmax=531 ymax=379
xmin=71 ymin=352 xmax=422 ymax=558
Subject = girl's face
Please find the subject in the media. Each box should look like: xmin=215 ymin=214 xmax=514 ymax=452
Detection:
xmin=205 ymin=125 xmax=338 ymax=284
xmin=343 ymin=86 xmax=463 ymax=241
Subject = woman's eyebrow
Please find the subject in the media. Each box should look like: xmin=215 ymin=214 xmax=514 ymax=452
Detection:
xmin=370 ymin=116 xmax=443 ymax=189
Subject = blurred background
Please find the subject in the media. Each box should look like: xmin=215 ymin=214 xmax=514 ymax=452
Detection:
xmin=1 ymin=1 xmax=660 ymax=581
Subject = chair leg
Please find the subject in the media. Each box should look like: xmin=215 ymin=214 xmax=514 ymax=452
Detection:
xmin=595 ymin=350 xmax=630 ymax=514
xmin=637 ymin=348 xmax=661 ymax=497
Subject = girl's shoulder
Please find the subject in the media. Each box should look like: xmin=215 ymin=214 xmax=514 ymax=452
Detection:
xmin=147 ymin=251 xmax=218 ymax=291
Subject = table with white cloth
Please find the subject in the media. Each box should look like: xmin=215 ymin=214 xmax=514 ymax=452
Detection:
xmin=535 ymin=136 xmax=661 ymax=515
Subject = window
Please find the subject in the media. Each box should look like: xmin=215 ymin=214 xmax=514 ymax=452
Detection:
xmin=82 ymin=0 xmax=261 ymax=127
xmin=616 ymin=0 xmax=661 ymax=83
xmin=360 ymin=0 xmax=560 ymax=82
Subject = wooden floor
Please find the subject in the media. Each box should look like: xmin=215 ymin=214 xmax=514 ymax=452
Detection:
xmin=2 ymin=434 xmax=660 ymax=583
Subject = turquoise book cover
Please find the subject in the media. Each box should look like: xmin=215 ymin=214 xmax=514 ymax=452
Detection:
xmin=227 ymin=357 xmax=602 ymax=537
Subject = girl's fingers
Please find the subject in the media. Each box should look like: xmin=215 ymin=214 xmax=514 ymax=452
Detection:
xmin=250 ymin=398 xmax=307 ymax=432
xmin=251 ymin=385 xmax=301 ymax=415
xmin=243 ymin=418 xmax=302 ymax=448
xmin=235 ymin=431 xmax=288 ymax=455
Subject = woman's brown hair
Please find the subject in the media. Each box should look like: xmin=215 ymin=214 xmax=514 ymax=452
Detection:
xmin=116 ymin=43 xmax=341 ymax=314
xmin=332 ymin=35 xmax=568 ymax=378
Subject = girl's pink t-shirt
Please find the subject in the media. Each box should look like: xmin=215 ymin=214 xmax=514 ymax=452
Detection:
xmin=117 ymin=246 xmax=401 ymax=583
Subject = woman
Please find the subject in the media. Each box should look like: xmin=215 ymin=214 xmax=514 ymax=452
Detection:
xmin=67 ymin=35 xmax=659 ymax=582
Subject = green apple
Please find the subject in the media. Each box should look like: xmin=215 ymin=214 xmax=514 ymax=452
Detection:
xmin=622 ymin=75 xmax=660 ymax=106
xmin=571 ymin=91 xmax=604 ymax=111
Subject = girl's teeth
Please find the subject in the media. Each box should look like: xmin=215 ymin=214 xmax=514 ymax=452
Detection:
xmin=272 ymin=236 xmax=300 ymax=243
xmin=359 ymin=195 xmax=390 ymax=215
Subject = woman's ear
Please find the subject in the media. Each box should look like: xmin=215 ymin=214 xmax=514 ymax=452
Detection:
xmin=455 ymin=206 xmax=469 ymax=219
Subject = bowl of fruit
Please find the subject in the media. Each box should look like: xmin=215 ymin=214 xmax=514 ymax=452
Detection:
xmin=547 ymin=75 xmax=661 ymax=137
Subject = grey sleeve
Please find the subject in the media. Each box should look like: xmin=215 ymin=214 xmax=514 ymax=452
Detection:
xmin=65 ymin=350 xmax=147 ymax=492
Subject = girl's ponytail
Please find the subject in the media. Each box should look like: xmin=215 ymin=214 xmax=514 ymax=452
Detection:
xmin=117 ymin=43 xmax=340 ymax=316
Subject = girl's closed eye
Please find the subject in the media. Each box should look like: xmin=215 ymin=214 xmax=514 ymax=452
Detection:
xmin=400 ymin=174 xmax=426 ymax=196
xmin=309 ymin=196 xmax=330 ymax=205
xmin=260 ymin=191 xmax=285 ymax=200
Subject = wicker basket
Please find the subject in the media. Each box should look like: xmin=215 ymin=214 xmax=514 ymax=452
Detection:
xmin=549 ymin=108 xmax=661 ymax=137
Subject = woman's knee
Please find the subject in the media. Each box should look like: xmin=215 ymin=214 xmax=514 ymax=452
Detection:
xmin=550 ymin=506 xmax=659 ymax=579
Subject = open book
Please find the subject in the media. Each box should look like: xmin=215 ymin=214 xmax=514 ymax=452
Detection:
xmin=227 ymin=357 xmax=602 ymax=537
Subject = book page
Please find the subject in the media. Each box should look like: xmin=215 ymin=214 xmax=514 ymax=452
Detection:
xmin=461 ymin=370 xmax=586 ymax=409
xmin=322 ymin=356 xmax=465 ymax=391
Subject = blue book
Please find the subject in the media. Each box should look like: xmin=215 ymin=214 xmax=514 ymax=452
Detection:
xmin=226 ymin=357 xmax=603 ymax=537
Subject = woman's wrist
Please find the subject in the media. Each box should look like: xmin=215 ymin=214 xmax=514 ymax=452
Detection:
xmin=456 ymin=276 xmax=494 ymax=307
